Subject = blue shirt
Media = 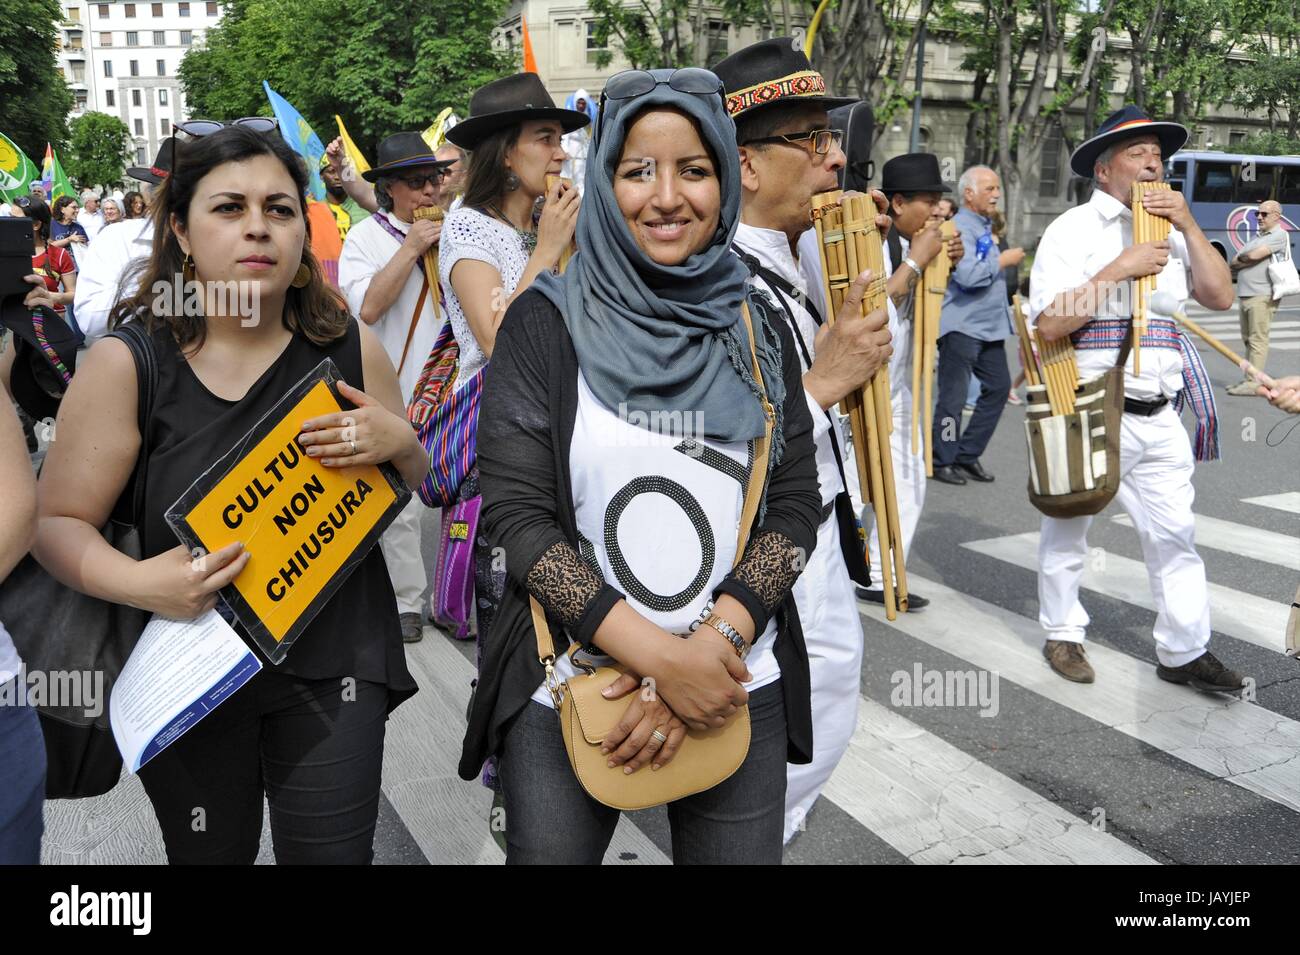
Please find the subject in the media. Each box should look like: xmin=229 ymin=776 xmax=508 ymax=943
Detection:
xmin=939 ymin=207 xmax=1009 ymax=342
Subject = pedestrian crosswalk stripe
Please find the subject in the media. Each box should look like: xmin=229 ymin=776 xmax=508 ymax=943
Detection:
xmin=1243 ymin=492 xmax=1300 ymax=516
xmin=1112 ymin=512 xmax=1300 ymax=573
xmin=963 ymin=532 xmax=1289 ymax=654
xmin=394 ymin=630 xmax=671 ymax=864
xmin=862 ymin=575 xmax=1300 ymax=814
xmin=821 ymin=695 xmax=1158 ymax=864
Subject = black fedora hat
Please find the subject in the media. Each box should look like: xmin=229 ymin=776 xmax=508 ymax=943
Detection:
xmin=881 ymin=153 xmax=949 ymax=195
xmin=713 ymin=36 xmax=855 ymax=119
xmin=126 ymin=137 xmax=177 ymax=184
xmin=361 ymin=132 xmax=456 ymax=183
xmin=1069 ymin=105 xmax=1188 ymax=178
xmin=445 ymin=73 xmax=590 ymax=151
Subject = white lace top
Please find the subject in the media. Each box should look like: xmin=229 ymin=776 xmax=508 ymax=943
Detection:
xmin=438 ymin=207 xmax=530 ymax=392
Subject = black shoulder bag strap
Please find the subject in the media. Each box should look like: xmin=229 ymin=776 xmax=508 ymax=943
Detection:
xmin=735 ymin=250 xmax=873 ymax=587
xmin=106 ymin=321 xmax=159 ymax=527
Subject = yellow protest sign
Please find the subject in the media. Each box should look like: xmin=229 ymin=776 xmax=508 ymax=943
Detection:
xmin=167 ymin=360 xmax=410 ymax=664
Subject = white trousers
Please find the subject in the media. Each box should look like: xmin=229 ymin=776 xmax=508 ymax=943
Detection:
xmin=379 ymin=494 xmax=428 ymax=616
xmin=784 ymin=513 xmax=864 ymax=843
xmin=865 ymin=387 xmax=927 ymax=587
xmin=1038 ymin=406 xmax=1210 ymax=668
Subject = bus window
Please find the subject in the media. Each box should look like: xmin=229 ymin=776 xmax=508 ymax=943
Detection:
xmin=1235 ymin=163 xmax=1276 ymax=203
xmin=1279 ymin=165 xmax=1300 ymax=205
xmin=1168 ymin=180 xmax=1184 ymax=193
xmin=1169 ymin=159 xmax=1187 ymax=178
xmin=1194 ymin=161 xmax=1235 ymax=202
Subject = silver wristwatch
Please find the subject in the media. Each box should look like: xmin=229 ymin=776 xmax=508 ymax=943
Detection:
xmin=703 ymin=613 xmax=749 ymax=660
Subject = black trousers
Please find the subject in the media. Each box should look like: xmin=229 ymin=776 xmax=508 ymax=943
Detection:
xmin=138 ymin=668 xmax=389 ymax=864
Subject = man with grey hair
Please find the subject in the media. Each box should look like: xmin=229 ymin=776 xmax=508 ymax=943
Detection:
xmin=76 ymin=189 xmax=104 ymax=241
xmin=929 ymin=164 xmax=1024 ymax=485
xmin=436 ymin=144 xmax=467 ymax=208
xmin=1226 ymin=199 xmax=1291 ymax=395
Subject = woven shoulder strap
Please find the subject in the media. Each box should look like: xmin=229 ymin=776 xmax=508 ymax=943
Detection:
xmin=534 ymin=302 xmax=775 ymax=663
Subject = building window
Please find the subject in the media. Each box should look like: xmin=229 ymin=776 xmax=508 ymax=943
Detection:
xmin=136 ymin=147 xmax=147 ymax=164
xmin=152 ymin=2 xmax=163 ymax=14
xmin=70 ymin=64 xmax=85 ymax=83
xmin=705 ymin=20 xmax=729 ymax=62
xmin=100 ymin=31 xmax=112 ymax=45
xmin=159 ymin=89 xmax=168 ymax=105
xmin=103 ymin=60 xmax=113 ymax=77
xmin=134 ymin=118 xmax=144 ymax=135
xmin=157 ymin=59 xmax=165 ymax=74
xmin=161 ymin=118 xmax=170 ymax=135
xmin=75 ymin=94 xmax=88 ymax=109
xmin=153 ymin=30 xmax=165 ymax=44
xmin=1229 ymin=129 xmax=1247 ymax=147
xmin=180 ymin=30 xmax=192 ymax=45
xmin=105 ymin=89 xmax=115 ymax=107
xmin=130 ymin=59 xmax=139 ymax=76
xmin=179 ymin=2 xmax=190 ymax=16
xmin=584 ymin=20 xmax=606 ymax=66
xmin=207 ymin=1 xmax=218 ymax=13
xmin=126 ymin=30 xmax=138 ymax=45
xmin=132 ymin=89 xmax=142 ymax=106
xmin=1038 ymin=125 xmax=1063 ymax=198
xmin=98 ymin=4 xmax=109 ymax=16
xmin=125 ymin=3 xmax=135 ymax=17
xmin=66 ymin=6 xmax=79 ymax=21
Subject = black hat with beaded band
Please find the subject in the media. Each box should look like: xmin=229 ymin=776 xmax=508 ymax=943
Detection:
xmin=1068 ymin=105 xmax=1188 ymax=179
xmin=125 ymin=137 xmax=177 ymax=184
xmin=444 ymin=72 xmax=591 ymax=151
xmin=880 ymin=153 xmax=950 ymax=196
xmin=712 ymin=36 xmax=855 ymax=119
xmin=361 ymin=132 xmax=457 ymax=183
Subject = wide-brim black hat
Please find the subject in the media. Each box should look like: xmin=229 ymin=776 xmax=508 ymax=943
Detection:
xmin=445 ymin=73 xmax=590 ymax=151
xmin=1069 ymin=105 xmax=1188 ymax=179
xmin=880 ymin=153 xmax=949 ymax=195
xmin=713 ymin=37 xmax=855 ymax=119
xmin=361 ymin=132 xmax=457 ymax=182
xmin=126 ymin=137 xmax=176 ymax=184
xmin=0 ymin=302 xmax=79 ymax=421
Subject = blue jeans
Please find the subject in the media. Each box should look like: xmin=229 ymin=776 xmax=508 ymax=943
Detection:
xmin=498 ymin=681 xmax=788 ymax=864
xmin=0 ymin=678 xmax=47 ymax=864
xmin=933 ymin=331 xmax=1010 ymax=468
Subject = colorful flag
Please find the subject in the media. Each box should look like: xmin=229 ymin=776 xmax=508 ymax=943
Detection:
xmin=333 ymin=115 xmax=370 ymax=176
xmin=0 ymin=131 xmax=39 ymax=202
xmin=263 ymin=81 xmax=326 ymax=201
xmin=522 ymin=16 xmax=537 ymax=73
xmin=421 ymin=108 xmax=459 ymax=150
xmin=39 ymin=144 xmax=76 ymax=201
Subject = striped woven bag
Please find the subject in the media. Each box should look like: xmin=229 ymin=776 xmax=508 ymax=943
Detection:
xmin=407 ymin=321 xmax=483 ymax=507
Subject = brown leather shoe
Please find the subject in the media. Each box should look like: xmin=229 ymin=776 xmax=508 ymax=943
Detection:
xmin=1043 ymin=639 xmax=1095 ymax=683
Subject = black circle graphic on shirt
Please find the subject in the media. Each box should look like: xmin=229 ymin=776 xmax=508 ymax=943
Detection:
xmin=604 ymin=476 xmax=715 ymax=612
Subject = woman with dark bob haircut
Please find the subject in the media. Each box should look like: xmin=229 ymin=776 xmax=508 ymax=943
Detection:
xmin=35 ymin=125 xmax=428 ymax=864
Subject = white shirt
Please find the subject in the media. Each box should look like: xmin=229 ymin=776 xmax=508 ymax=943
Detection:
xmin=531 ymin=372 xmax=781 ymax=708
xmin=736 ymin=222 xmax=839 ymax=509
xmin=72 ymin=218 xmax=153 ymax=344
xmin=1029 ymin=188 xmax=1194 ymax=401
xmin=338 ymin=212 xmax=439 ymax=403
xmin=880 ymin=232 xmax=915 ymax=389
xmin=77 ymin=208 xmax=105 ymax=241
xmin=438 ymin=207 xmax=529 ymax=393
xmin=0 ymin=620 xmax=19 ymax=687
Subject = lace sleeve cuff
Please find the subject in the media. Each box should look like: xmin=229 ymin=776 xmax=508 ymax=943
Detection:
xmin=713 ymin=530 xmax=804 ymax=633
xmin=524 ymin=541 xmax=623 ymax=644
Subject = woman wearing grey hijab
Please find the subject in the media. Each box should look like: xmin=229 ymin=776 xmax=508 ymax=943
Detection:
xmin=459 ymin=68 xmax=821 ymax=864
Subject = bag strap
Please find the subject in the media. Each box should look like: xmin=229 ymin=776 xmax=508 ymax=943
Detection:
xmin=398 ymin=275 xmax=430 ymax=376
xmin=533 ymin=301 xmax=775 ymax=666
xmin=106 ymin=322 xmax=158 ymax=525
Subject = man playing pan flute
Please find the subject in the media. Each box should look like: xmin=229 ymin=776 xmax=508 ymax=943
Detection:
xmin=1028 ymin=106 xmax=1241 ymax=691
xmin=716 ymin=37 xmax=893 ymax=844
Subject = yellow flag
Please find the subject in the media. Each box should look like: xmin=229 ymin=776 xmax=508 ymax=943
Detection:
xmin=422 ymin=108 xmax=457 ymax=150
xmin=334 ymin=115 xmax=370 ymax=175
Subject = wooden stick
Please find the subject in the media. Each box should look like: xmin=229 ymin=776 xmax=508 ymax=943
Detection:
xmin=413 ymin=205 xmax=444 ymax=321
xmin=1171 ymin=311 xmax=1278 ymax=388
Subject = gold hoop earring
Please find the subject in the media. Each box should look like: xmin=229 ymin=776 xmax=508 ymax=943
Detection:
xmin=291 ymin=262 xmax=311 ymax=289
xmin=181 ymin=253 xmax=195 ymax=284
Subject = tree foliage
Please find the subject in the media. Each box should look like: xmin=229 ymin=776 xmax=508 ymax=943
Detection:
xmin=0 ymin=0 xmax=74 ymax=159
xmin=65 ymin=111 xmax=134 ymax=189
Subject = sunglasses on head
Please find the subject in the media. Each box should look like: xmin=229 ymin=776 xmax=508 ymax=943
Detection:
xmin=596 ymin=68 xmax=725 ymax=143
xmin=175 ymin=117 xmax=279 ymax=138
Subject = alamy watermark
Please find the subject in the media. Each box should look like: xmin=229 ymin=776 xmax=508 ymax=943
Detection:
xmin=151 ymin=274 xmax=262 ymax=327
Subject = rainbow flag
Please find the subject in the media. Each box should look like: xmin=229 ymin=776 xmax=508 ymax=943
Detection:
xmin=263 ymin=81 xmax=326 ymax=201
xmin=0 ymin=131 xmax=39 ymax=202
xmin=39 ymin=143 xmax=75 ymax=201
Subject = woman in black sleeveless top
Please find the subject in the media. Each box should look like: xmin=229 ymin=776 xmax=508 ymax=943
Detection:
xmin=35 ymin=126 xmax=428 ymax=864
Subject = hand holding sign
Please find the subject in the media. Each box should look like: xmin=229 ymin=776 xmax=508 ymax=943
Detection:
xmin=132 ymin=541 xmax=250 ymax=620
xmin=298 ymin=380 xmax=415 ymax=468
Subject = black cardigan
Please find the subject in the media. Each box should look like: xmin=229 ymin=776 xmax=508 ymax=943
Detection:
xmin=457 ymin=289 xmax=823 ymax=780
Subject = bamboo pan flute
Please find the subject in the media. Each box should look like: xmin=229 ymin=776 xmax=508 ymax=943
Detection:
xmin=412 ymin=205 xmax=445 ymax=321
xmin=811 ymin=190 xmax=908 ymax=619
xmin=546 ymin=175 xmax=576 ymax=273
xmin=911 ymin=219 xmax=957 ymax=476
xmin=1012 ymin=293 xmax=1079 ymax=415
xmin=1130 ymin=180 xmax=1172 ymax=376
